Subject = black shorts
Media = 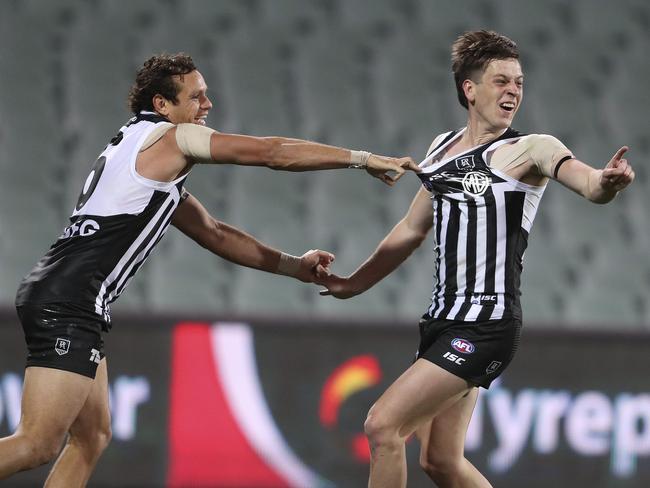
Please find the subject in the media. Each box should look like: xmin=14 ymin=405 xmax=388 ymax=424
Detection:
xmin=16 ymin=303 xmax=106 ymax=379
xmin=415 ymin=315 xmax=521 ymax=388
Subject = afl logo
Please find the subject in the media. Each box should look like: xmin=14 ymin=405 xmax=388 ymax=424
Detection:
xmin=451 ymin=338 xmax=475 ymax=354
xmin=461 ymin=172 xmax=490 ymax=196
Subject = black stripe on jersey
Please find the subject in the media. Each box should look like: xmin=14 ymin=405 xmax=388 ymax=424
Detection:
xmin=427 ymin=131 xmax=458 ymax=157
xmin=477 ymin=191 xmax=498 ymax=321
xmin=455 ymin=199 xmax=478 ymax=321
xmin=130 ymin=112 xmax=170 ymax=125
xmin=504 ymin=191 xmax=526 ymax=315
xmin=110 ymin=210 xmax=175 ymax=303
xmin=437 ymin=199 xmax=461 ymax=318
xmin=429 ymin=195 xmax=444 ymax=317
xmin=101 ymin=197 xmax=176 ymax=307
xmin=175 ymin=177 xmax=187 ymax=194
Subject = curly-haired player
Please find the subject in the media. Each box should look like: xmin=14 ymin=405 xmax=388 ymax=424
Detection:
xmin=0 ymin=53 xmax=418 ymax=486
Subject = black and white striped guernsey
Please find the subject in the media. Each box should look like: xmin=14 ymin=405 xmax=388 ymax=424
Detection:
xmin=417 ymin=127 xmax=546 ymax=322
xmin=16 ymin=112 xmax=188 ymax=326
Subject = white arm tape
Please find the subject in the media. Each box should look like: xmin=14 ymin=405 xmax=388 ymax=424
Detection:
xmin=175 ymin=123 xmax=216 ymax=162
xmin=277 ymin=252 xmax=301 ymax=277
xmin=349 ymin=150 xmax=371 ymax=169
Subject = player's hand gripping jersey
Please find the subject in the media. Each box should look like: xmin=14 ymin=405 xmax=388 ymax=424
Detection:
xmin=417 ymin=127 xmax=572 ymax=322
xmin=16 ymin=113 xmax=187 ymax=326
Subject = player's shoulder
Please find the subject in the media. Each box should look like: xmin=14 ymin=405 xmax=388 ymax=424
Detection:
xmin=519 ymin=133 xmax=567 ymax=150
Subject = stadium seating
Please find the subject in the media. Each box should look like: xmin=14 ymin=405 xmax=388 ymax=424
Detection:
xmin=0 ymin=0 xmax=647 ymax=329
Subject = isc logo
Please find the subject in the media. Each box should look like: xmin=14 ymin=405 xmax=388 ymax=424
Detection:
xmin=451 ymin=338 xmax=475 ymax=354
xmin=60 ymin=219 xmax=100 ymax=239
xmin=443 ymin=352 xmax=465 ymax=365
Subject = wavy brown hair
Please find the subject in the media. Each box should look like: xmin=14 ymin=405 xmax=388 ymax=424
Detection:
xmin=128 ymin=53 xmax=197 ymax=114
xmin=451 ymin=31 xmax=519 ymax=109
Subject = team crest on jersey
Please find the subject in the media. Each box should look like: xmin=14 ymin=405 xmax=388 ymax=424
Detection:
xmin=55 ymin=338 xmax=70 ymax=356
xmin=451 ymin=338 xmax=475 ymax=354
xmin=462 ymin=172 xmax=491 ymax=196
xmin=455 ymin=155 xmax=475 ymax=171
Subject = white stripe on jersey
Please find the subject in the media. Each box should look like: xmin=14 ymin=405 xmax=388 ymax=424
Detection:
xmin=490 ymin=183 xmax=508 ymax=320
xmin=430 ymin=198 xmax=450 ymax=316
xmin=447 ymin=204 xmax=468 ymax=319
xmin=463 ymin=196 xmax=486 ymax=321
xmin=94 ymin=191 xmax=178 ymax=316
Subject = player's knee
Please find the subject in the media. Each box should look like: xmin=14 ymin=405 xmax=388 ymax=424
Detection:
xmin=21 ymin=434 xmax=63 ymax=467
xmin=75 ymin=423 xmax=112 ymax=457
xmin=364 ymin=409 xmax=400 ymax=450
xmin=95 ymin=422 xmax=112 ymax=453
xmin=419 ymin=450 xmax=463 ymax=482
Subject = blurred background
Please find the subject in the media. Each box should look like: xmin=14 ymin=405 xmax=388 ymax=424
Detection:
xmin=0 ymin=0 xmax=649 ymax=486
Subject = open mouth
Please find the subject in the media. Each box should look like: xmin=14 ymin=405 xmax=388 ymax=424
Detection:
xmin=499 ymin=102 xmax=516 ymax=113
xmin=194 ymin=116 xmax=207 ymax=125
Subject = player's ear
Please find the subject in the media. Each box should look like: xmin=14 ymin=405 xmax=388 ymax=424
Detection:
xmin=152 ymin=94 xmax=170 ymax=116
xmin=463 ymin=79 xmax=476 ymax=106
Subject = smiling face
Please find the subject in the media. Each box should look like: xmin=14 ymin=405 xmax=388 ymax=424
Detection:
xmin=154 ymin=70 xmax=212 ymax=125
xmin=464 ymin=58 xmax=523 ymax=130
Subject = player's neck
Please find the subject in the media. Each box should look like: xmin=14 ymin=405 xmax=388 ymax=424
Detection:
xmin=463 ymin=116 xmax=508 ymax=147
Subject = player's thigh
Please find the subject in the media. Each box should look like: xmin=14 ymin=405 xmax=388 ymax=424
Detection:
xmin=417 ymin=387 xmax=479 ymax=462
xmin=369 ymin=358 xmax=472 ymax=438
xmin=18 ymin=366 xmax=94 ymax=442
xmin=69 ymin=358 xmax=111 ymax=443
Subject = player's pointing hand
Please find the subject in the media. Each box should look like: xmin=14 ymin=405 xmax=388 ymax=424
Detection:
xmin=601 ymin=146 xmax=634 ymax=192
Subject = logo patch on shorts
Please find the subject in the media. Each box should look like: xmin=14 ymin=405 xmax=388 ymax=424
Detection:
xmin=486 ymin=361 xmax=502 ymax=375
xmin=89 ymin=349 xmax=101 ymax=364
xmin=55 ymin=338 xmax=70 ymax=356
xmin=451 ymin=338 xmax=475 ymax=354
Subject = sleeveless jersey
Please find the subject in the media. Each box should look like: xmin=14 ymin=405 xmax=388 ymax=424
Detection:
xmin=16 ymin=112 xmax=188 ymax=325
xmin=417 ymin=127 xmax=546 ymax=321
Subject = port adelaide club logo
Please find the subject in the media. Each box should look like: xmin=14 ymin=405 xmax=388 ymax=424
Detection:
xmin=55 ymin=338 xmax=70 ymax=356
xmin=454 ymin=155 xmax=475 ymax=171
xmin=451 ymin=338 xmax=475 ymax=354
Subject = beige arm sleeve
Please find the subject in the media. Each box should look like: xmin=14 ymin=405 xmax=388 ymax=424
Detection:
xmin=140 ymin=122 xmax=215 ymax=163
xmin=175 ymin=123 xmax=216 ymax=163
xmin=529 ymin=134 xmax=573 ymax=178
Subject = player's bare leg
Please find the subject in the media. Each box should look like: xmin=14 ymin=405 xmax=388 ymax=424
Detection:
xmin=416 ymin=388 xmax=492 ymax=488
xmin=365 ymin=359 xmax=472 ymax=488
xmin=0 ymin=367 xmax=94 ymax=479
xmin=45 ymin=358 xmax=111 ymax=488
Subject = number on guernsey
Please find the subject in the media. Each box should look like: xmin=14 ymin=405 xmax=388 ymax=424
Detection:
xmin=75 ymin=156 xmax=107 ymax=211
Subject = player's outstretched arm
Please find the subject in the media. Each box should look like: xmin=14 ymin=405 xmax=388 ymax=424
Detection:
xmin=555 ymin=146 xmax=634 ymax=204
xmin=317 ymin=188 xmax=433 ymax=299
xmin=171 ymin=193 xmax=334 ymax=283
xmin=138 ymin=124 xmax=418 ymax=185
xmin=207 ymin=132 xmax=419 ymax=185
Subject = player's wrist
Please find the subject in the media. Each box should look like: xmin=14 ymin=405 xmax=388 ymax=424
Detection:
xmin=276 ymin=252 xmax=301 ymax=277
xmin=349 ymin=150 xmax=371 ymax=169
